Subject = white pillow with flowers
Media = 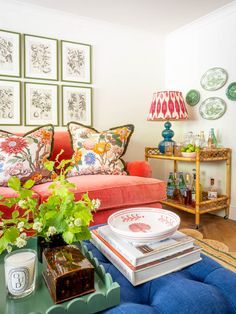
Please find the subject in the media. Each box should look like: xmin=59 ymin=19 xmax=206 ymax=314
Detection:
xmin=0 ymin=125 xmax=54 ymax=186
xmin=67 ymin=122 xmax=134 ymax=176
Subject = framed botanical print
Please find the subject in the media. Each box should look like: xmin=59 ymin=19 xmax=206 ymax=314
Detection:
xmin=0 ymin=30 xmax=21 ymax=77
xmin=62 ymin=85 xmax=92 ymax=126
xmin=24 ymin=34 xmax=58 ymax=80
xmin=61 ymin=40 xmax=91 ymax=83
xmin=24 ymin=82 xmax=59 ymax=126
xmin=0 ymin=79 xmax=21 ymax=125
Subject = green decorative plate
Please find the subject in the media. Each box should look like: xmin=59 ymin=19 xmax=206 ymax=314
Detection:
xmin=226 ymin=82 xmax=236 ymax=101
xmin=185 ymin=90 xmax=200 ymax=106
xmin=200 ymin=67 xmax=228 ymax=91
xmin=199 ymin=97 xmax=226 ymax=120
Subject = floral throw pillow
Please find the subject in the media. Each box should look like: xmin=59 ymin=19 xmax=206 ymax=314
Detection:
xmin=0 ymin=125 xmax=54 ymax=186
xmin=67 ymin=122 xmax=134 ymax=176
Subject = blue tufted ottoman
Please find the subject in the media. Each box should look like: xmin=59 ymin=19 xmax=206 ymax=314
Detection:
xmin=86 ymin=237 xmax=236 ymax=314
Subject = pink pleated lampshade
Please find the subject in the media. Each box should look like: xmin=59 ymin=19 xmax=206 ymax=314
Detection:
xmin=147 ymin=91 xmax=188 ymax=121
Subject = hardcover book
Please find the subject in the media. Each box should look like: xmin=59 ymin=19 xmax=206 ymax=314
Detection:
xmin=91 ymin=230 xmax=201 ymax=286
xmin=97 ymin=225 xmax=194 ymax=266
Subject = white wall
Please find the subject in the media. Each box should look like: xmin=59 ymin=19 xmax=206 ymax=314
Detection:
xmin=0 ymin=0 xmax=165 ymax=164
xmin=165 ymin=2 xmax=236 ymax=219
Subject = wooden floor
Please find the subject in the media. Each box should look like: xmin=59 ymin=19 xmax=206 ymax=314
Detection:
xmin=167 ymin=208 xmax=236 ymax=251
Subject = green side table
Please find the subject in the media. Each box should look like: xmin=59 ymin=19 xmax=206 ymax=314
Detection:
xmin=0 ymin=238 xmax=120 ymax=314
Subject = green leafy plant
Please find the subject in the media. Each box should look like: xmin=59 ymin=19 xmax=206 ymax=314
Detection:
xmin=0 ymin=150 xmax=100 ymax=254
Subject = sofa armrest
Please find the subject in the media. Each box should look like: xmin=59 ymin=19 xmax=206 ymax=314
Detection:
xmin=126 ymin=160 xmax=152 ymax=178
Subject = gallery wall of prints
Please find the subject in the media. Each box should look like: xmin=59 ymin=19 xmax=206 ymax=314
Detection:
xmin=0 ymin=29 xmax=92 ymax=127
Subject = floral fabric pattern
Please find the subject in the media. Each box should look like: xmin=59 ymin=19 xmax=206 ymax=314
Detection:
xmin=0 ymin=125 xmax=54 ymax=186
xmin=68 ymin=122 xmax=134 ymax=176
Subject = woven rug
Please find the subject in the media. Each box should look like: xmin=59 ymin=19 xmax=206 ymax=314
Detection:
xmin=180 ymin=228 xmax=236 ymax=272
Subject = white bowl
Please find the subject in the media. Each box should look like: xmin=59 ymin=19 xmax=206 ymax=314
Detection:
xmin=181 ymin=152 xmax=196 ymax=158
xmin=108 ymin=208 xmax=180 ymax=243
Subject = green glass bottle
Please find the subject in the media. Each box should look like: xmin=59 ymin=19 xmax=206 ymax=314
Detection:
xmin=211 ymin=128 xmax=218 ymax=148
xmin=167 ymin=172 xmax=175 ymax=199
xmin=178 ymin=172 xmax=187 ymax=196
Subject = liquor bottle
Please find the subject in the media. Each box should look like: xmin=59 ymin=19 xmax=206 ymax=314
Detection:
xmin=172 ymin=177 xmax=183 ymax=203
xmin=178 ymin=172 xmax=187 ymax=196
xmin=207 ymin=128 xmax=217 ymax=149
xmin=191 ymin=170 xmax=196 ymax=206
xmin=184 ymin=173 xmax=192 ymax=205
xmin=208 ymin=178 xmax=218 ymax=200
xmin=199 ymin=131 xmax=206 ymax=148
xmin=167 ymin=172 xmax=175 ymax=199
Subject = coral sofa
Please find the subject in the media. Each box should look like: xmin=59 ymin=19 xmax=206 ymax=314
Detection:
xmin=0 ymin=131 xmax=166 ymax=225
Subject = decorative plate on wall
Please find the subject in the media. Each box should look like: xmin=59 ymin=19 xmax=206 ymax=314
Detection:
xmin=200 ymin=67 xmax=228 ymax=91
xmin=226 ymin=82 xmax=236 ymax=101
xmin=185 ymin=89 xmax=200 ymax=106
xmin=199 ymin=97 xmax=226 ymax=120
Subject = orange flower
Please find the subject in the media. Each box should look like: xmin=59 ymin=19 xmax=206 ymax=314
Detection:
xmin=74 ymin=149 xmax=82 ymax=163
xmin=41 ymin=130 xmax=51 ymax=144
xmin=93 ymin=142 xmax=111 ymax=155
xmin=30 ymin=173 xmax=43 ymax=182
xmin=113 ymin=128 xmax=129 ymax=141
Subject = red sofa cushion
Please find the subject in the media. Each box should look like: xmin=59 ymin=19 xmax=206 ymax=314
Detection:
xmin=51 ymin=131 xmax=74 ymax=161
xmin=32 ymin=175 xmax=166 ymax=211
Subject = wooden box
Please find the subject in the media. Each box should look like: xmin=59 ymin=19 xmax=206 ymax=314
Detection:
xmin=42 ymin=245 xmax=95 ymax=304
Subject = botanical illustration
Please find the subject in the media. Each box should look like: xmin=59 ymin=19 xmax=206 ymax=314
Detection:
xmin=0 ymin=86 xmax=14 ymax=120
xmin=30 ymin=88 xmax=52 ymax=120
xmin=68 ymin=123 xmax=134 ymax=176
xmin=62 ymin=41 xmax=91 ymax=83
xmin=66 ymin=91 xmax=86 ymax=121
xmin=25 ymin=35 xmax=57 ymax=80
xmin=0 ymin=125 xmax=53 ymax=186
xmin=66 ymin=47 xmax=85 ymax=78
xmin=0 ymin=35 xmax=13 ymax=71
xmin=30 ymin=42 xmax=51 ymax=74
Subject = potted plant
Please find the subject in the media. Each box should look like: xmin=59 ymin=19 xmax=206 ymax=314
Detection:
xmin=0 ymin=150 xmax=100 ymax=261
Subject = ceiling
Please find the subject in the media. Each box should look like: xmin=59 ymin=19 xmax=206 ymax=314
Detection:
xmin=17 ymin=0 xmax=234 ymax=33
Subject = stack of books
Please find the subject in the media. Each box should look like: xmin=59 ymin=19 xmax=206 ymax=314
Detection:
xmin=90 ymin=225 xmax=201 ymax=286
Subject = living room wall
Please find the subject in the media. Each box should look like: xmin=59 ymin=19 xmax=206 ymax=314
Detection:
xmin=165 ymin=2 xmax=236 ymax=219
xmin=0 ymin=0 xmax=165 ymax=168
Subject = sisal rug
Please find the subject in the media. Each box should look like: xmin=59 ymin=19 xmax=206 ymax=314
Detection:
xmin=180 ymin=228 xmax=236 ymax=273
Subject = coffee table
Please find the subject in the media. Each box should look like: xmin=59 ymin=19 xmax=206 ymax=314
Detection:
xmin=88 ymin=225 xmax=236 ymax=314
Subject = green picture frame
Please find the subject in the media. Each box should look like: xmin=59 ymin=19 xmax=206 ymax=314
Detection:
xmin=0 ymin=79 xmax=22 ymax=125
xmin=62 ymin=85 xmax=92 ymax=126
xmin=0 ymin=29 xmax=21 ymax=78
xmin=24 ymin=82 xmax=59 ymax=126
xmin=61 ymin=40 xmax=92 ymax=84
xmin=24 ymin=34 xmax=58 ymax=81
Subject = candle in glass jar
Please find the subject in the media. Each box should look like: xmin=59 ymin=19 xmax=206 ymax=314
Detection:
xmin=4 ymin=249 xmax=37 ymax=299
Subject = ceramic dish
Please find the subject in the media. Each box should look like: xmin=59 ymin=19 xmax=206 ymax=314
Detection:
xmin=199 ymin=97 xmax=226 ymax=120
xmin=185 ymin=89 xmax=200 ymax=106
xmin=108 ymin=208 xmax=180 ymax=243
xmin=200 ymin=67 xmax=228 ymax=91
xmin=181 ymin=152 xmax=196 ymax=158
xmin=226 ymin=82 xmax=236 ymax=101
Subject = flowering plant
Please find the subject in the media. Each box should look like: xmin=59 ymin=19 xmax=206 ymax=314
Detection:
xmin=0 ymin=151 xmax=100 ymax=254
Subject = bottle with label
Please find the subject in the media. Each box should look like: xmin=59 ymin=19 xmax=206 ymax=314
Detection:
xmin=172 ymin=177 xmax=183 ymax=203
xmin=167 ymin=172 xmax=175 ymax=199
xmin=191 ymin=170 xmax=196 ymax=206
xmin=178 ymin=172 xmax=187 ymax=196
xmin=184 ymin=173 xmax=192 ymax=205
xmin=207 ymin=128 xmax=217 ymax=149
xmin=208 ymin=178 xmax=218 ymax=200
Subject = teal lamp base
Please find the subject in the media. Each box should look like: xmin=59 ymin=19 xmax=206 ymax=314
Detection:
xmin=158 ymin=121 xmax=175 ymax=154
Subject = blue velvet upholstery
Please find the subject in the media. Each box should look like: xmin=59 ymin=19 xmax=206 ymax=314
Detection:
xmin=87 ymin=229 xmax=236 ymax=314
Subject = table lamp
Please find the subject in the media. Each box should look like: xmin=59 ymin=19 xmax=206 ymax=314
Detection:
xmin=147 ymin=91 xmax=188 ymax=153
